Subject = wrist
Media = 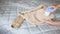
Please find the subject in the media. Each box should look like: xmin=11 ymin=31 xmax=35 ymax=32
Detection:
xmin=55 ymin=3 xmax=60 ymax=8
xmin=53 ymin=22 xmax=60 ymax=26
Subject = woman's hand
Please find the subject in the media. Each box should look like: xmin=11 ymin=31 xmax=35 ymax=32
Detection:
xmin=47 ymin=3 xmax=60 ymax=12
xmin=44 ymin=19 xmax=60 ymax=26
xmin=47 ymin=6 xmax=57 ymax=12
xmin=44 ymin=19 xmax=57 ymax=26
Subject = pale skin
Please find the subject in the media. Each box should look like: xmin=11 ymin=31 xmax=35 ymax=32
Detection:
xmin=44 ymin=3 xmax=60 ymax=26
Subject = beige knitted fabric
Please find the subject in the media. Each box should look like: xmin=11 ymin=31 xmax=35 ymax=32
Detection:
xmin=11 ymin=5 xmax=54 ymax=29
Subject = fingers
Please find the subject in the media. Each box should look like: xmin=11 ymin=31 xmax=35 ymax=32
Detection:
xmin=48 ymin=6 xmax=55 ymax=8
xmin=44 ymin=19 xmax=56 ymax=26
xmin=44 ymin=20 xmax=54 ymax=26
xmin=47 ymin=6 xmax=57 ymax=12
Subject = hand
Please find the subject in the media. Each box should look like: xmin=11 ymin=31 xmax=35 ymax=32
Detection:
xmin=47 ymin=6 xmax=57 ymax=12
xmin=44 ymin=19 xmax=57 ymax=26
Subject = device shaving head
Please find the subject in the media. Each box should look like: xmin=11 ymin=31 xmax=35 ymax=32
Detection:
xmin=45 ymin=7 xmax=54 ymax=16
